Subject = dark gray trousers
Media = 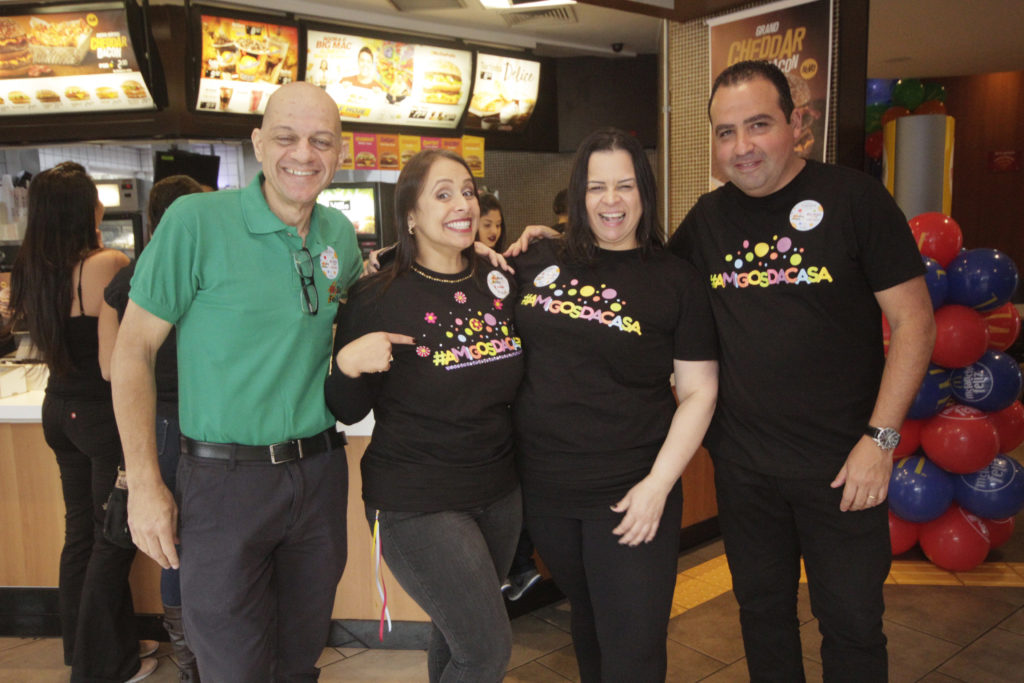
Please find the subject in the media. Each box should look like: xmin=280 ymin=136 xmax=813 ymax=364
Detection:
xmin=177 ymin=444 xmax=348 ymax=682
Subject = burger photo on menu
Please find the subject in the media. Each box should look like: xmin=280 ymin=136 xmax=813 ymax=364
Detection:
xmin=421 ymin=60 xmax=461 ymax=105
xmin=35 ymin=88 xmax=60 ymax=103
xmin=65 ymin=84 xmax=89 ymax=100
xmin=355 ymin=151 xmax=377 ymax=169
xmin=786 ymin=70 xmax=823 ymax=157
xmin=121 ymin=80 xmax=146 ymax=98
xmin=0 ymin=18 xmax=32 ymax=78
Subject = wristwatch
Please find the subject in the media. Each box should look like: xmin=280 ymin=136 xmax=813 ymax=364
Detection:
xmin=865 ymin=425 xmax=901 ymax=451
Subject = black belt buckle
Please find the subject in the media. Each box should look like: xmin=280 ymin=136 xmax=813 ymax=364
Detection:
xmin=269 ymin=440 xmax=300 ymax=465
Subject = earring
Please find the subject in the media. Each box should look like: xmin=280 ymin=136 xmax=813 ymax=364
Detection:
xmin=408 ymin=225 xmax=415 ymax=235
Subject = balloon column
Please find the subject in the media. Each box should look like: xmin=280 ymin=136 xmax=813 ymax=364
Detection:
xmin=888 ymin=212 xmax=1024 ymax=572
xmin=864 ymin=78 xmax=949 ymax=179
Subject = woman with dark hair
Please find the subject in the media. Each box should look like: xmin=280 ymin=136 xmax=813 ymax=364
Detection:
xmin=100 ymin=173 xmax=204 ymax=682
xmin=325 ymin=149 xmax=524 ymax=682
xmin=476 ymin=193 xmax=506 ymax=252
xmin=7 ymin=162 xmax=157 ymax=682
xmin=512 ymin=128 xmax=719 ymax=681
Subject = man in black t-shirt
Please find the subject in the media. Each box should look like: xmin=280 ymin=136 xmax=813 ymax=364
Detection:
xmin=668 ymin=61 xmax=935 ymax=681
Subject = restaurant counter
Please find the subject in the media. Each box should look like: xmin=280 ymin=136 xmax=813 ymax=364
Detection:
xmin=1 ymin=380 xmax=718 ymax=634
xmin=0 ymin=385 xmax=429 ymax=626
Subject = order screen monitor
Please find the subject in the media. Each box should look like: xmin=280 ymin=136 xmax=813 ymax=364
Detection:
xmin=316 ymin=182 xmax=395 ymax=259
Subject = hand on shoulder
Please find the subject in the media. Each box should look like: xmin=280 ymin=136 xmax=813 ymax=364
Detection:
xmin=504 ymin=225 xmax=560 ymax=258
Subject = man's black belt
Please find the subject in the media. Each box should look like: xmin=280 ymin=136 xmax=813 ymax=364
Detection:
xmin=181 ymin=428 xmax=346 ymax=465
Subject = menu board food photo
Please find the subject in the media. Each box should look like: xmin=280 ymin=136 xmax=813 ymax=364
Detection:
xmin=305 ymin=29 xmax=472 ymax=130
xmin=0 ymin=4 xmax=155 ymax=116
xmin=465 ymin=53 xmax=540 ymax=133
xmin=195 ymin=13 xmax=299 ymax=115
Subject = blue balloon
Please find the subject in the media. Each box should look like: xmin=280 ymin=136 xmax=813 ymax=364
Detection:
xmin=866 ymin=78 xmax=895 ymax=107
xmin=950 ymin=350 xmax=1024 ymax=413
xmin=954 ymin=454 xmax=1024 ymax=519
xmin=907 ymin=364 xmax=953 ymax=420
xmin=890 ymin=455 xmax=955 ymax=523
xmin=923 ymin=256 xmax=948 ymax=309
xmin=946 ymin=248 xmax=1020 ymax=312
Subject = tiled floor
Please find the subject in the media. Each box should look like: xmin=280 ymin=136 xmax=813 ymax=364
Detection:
xmin=3 ymin=524 xmax=1024 ymax=682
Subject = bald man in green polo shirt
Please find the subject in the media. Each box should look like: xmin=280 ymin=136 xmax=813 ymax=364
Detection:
xmin=112 ymin=82 xmax=363 ymax=681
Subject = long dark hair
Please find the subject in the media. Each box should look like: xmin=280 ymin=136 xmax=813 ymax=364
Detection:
xmin=560 ymin=127 xmax=662 ymax=265
xmin=477 ymin=193 xmax=506 ymax=252
xmin=372 ymin=149 xmax=479 ymax=292
xmin=7 ymin=162 xmax=101 ymax=375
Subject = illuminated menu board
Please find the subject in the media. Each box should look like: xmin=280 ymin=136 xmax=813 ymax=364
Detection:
xmin=317 ymin=185 xmax=378 ymax=235
xmin=0 ymin=4 xmax=155 ymax=116
xmin=465 ymin=53 xmax=540 ymax=133
xmin=305 ymin=29 xmax=472 ymax=129
xmin=195 ymin=13 xmax=299 ymax=115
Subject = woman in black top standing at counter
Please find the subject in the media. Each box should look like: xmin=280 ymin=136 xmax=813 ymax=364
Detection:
xmin=7 ymin=163 xmax=156 ymax=682
xmin=325 ymin=150 xmax=524 ymax=682
xmin=512 ymin=128 xmax=719 ymax=682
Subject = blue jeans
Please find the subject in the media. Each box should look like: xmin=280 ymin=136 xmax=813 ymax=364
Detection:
xmin=367 ymin=486 xmax=522 ymax=683
xmin=156 ymin=412 xmax=182 ymax=606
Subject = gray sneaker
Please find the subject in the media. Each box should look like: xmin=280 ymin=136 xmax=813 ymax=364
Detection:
xmin=507 ymin=568 xmax=542 ymax=601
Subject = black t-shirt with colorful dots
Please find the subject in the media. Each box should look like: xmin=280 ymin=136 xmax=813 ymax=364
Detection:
xmin=513 ymin=239 xmax=717 ymax=517
xmin=668 ymin=160 xmax=925 ymax=478
xmin=326 ymin=257 xmax=523 ymax=512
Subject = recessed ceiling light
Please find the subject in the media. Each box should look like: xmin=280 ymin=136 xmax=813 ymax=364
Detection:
xmin=479 ymin=0 xmax=577 ymax=9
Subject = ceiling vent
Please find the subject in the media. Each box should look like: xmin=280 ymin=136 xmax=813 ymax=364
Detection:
xmin=388 ymin=0 xmax=465 ymax=11
xmin=500 ymin=6 xmax=577 ymax=26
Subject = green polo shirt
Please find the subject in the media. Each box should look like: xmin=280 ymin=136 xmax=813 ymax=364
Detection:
xmin=130 ymin=173 xmax=362 ymax=445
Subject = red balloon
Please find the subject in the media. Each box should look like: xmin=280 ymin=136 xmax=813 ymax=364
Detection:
xmin=909 ymin=213 xmax=963 ymax=267
xmin=982 ymin=516 xmax=1015 ymax=550
xmin=889 ymin=509 xmax=920 ymax=555
xmin=932 ymin=305 xmax=990 ymax=368
xmin=989 ymin=401 xmax=1024 ymax=452
xmin=914 ymin=100 xmax=947 ymax=115
xmin=881 ymin=105 xmax=912 ymax=126
xmin=921 ymin=404 xmax=1000 ymax=474
xmin=919 ymin=504 xmax=991 ymax=571
xmin=981 ymin=302 xmax=1021 ymax=351
xmin=894 ymin=419 xmax=923 ymax=458
xmin=865 ymin=131 xmax=883 ymax=159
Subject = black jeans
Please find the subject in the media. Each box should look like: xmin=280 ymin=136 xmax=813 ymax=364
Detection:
xmin=42 ymin=394 xmax=141 ymax=682
xmin=714 ymin=458 xmax=890 ymax=683
xmin=368 ymin=486 xmax=522 ymax=683
xmin=526 ymin=482 xmax=682 ymax=683
xmin=177 ymin=443 xmax=349 ymax=683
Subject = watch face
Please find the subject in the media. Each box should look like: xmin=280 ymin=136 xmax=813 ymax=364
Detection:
xmin=878 ymin=428 xmax=901 ymax=450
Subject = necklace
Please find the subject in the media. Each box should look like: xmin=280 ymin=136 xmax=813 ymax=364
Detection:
xmin=411 ymin=264 xmax=473 ymax=284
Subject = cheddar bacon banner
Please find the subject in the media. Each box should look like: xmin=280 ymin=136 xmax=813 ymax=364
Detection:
xmin=0 ymin=8 xmax=155 ymax=116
